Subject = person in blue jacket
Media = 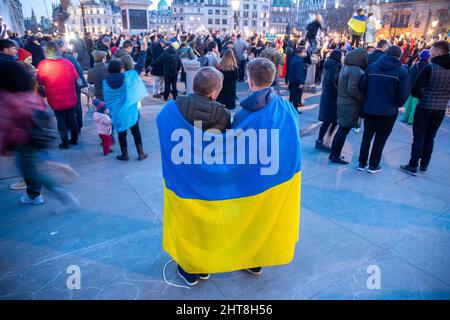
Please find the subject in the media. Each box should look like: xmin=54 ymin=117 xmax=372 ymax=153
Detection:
xmin=287 ymin=46 xmax=308 ymax=110
xmin=358 ymin=45 xmax=410 ymax=173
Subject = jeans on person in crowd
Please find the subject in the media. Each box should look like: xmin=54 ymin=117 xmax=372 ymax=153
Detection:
xmin=163 ymin=75 xmax=178 ymax=101
xmin=318 ymin=122 xmax=337 ymax=141
xmin=153 ymin=76 xmax=164 ymax=96
xmin=307 ymin=38 xmax=318 ymax=54
xmin=15 ymin=144 xmax=56 ymax=199
xmin=54 ymin=108 xmax=78 ymax=145
xmin=330 ymin=126 xmax=352 ymax=160
xmin=408 ymin=108 xmax=446 ymax=168
xmin=289 ymin=83 xmax=303 ymax=108
xmin=117 ymin=121 xmax=143 ymax=151
xmin=238 ymin=60 xmax=246 ymax=81
xmin=358 ymin=114 xmax=397 ymax=168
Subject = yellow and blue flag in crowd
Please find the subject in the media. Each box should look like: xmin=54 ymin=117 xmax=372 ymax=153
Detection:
xmin=156 ymin=95 xmax=302 ymax=274
xmin=348 ymin=15 xmax=367 ymax=34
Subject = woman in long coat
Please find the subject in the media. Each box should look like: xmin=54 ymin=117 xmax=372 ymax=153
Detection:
xmin=217 ymin=49 xmax=239 ymax=110
xmin=316 ymin=49 xmax=343 ymax=151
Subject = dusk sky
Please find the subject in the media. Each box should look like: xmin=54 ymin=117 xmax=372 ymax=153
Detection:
xmin=20 ymin=0 xmax=162 ymax=20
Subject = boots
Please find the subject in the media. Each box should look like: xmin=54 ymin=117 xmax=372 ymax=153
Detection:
xmin=136 ymin=144 xmax=148 ymax=161
xmin=315 ymin=140 xmax=331 ymax=152
xmin=116 ymin=146 xmax=129 ymax=161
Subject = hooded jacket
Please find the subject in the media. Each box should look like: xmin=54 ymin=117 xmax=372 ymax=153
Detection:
xmin=233 ymin=87 xmax=278 ymax=127
xmin=337 ymin=48 xmax=367 ymax=128
xmin=152 ymin=46 xmax=181 ymax=77
xmin=319 ymin=50 xmax=342 ymax=123
xmin=360 ymin=55 xmax=410 ymax=116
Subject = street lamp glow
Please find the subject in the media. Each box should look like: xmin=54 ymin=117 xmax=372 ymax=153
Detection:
xmin=231 ymin=0 xmax=241 ymax=11
xmin=431 ymin=20 xmax=438 ymax=28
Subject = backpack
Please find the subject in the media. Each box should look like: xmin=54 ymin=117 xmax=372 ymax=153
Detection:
xmin=198 ymin=55 xmax=209 ymax=67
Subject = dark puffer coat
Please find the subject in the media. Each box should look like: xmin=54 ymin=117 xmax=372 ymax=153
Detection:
xmin=318 ymin=50 xmax=342 ymax=123
xmin=337 ymin=48 xmax=367 ymax=128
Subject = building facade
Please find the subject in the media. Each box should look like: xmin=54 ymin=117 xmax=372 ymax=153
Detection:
xmin=270 ymin=0 xmax=297 ymax=34
xmin=66 ymin=0 xmax=122 ymax=35
xmin=171 ymin=0 xmax=276 ymax=34
xmin=296 ymin=0 xmax=449 ymax=39
xmin=371 ymin=0 xmax=449 ymax=40
xmin=149 ymin=0 xmax=172 ymax=32
xmin=0 ymin=0 xmax=24 ymax=35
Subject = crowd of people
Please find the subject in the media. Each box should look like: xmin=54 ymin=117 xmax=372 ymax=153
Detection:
xmin=0 ymin=11 xmax=449 ymax=285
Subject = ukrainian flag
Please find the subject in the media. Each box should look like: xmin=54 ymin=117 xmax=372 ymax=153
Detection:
xmin=348 ymin=15 xmax=367 ymax=34
xmin=156 ymin=95 xmax=301 ymax=274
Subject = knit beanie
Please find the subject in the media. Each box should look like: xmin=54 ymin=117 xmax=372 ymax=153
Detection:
xmin=386 ymin=45 xmax=402 ymax=59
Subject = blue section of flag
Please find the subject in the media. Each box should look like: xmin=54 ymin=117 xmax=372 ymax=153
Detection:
xmin=156 ymin=95 xmax=301 ymax=201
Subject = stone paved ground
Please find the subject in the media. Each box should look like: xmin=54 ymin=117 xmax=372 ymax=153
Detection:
xmin=0 ymin=77 xmax=449 ymax=300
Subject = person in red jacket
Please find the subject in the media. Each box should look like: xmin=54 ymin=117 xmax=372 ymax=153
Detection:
xmin=37 ymin=41 xmax=79 ymax=149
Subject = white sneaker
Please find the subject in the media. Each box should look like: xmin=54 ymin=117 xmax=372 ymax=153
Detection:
xmin=9 ymin=180 xmax=27 ymax=190
xmin=20 ymin=195 xmax=44 ymax=205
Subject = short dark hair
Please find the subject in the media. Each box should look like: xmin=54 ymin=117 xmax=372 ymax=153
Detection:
xmin=108 ymin=60 xmax=122 ymax=73
xmin=122 ymin=40 xmax=133 ymax=49
xmin=247 ymin=58 xmax=276 ymax=87
xmin=193 ymin=67 xmax=223 ymax=96
xmin=44 ymin=41 xmax=61 ymax=56
xmin=0 ymin=39 xmax=15 ymax=51
xmin=432 ymin=40 xmax=449 ymax=54
xmin=207 ymin=41 xmax=217 ymax=52
xmin=377 ymin=39 xmax=388 ymax=49
xmin=269 ymin=42 xmax=277 ymax=48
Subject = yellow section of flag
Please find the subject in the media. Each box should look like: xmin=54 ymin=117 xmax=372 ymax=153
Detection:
xmin=348 ymin=17 xmax=367 ymax=34
xmin=162 ymin=172 xmax=302 ymax=274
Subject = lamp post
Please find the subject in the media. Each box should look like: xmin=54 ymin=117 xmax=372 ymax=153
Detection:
xmin=231 ymin=0 xmax=241 ymax=32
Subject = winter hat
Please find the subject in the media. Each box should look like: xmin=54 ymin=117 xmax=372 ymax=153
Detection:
xmin=93 ymin=98 xmax=106 ymax=113
xmin=419 ymin=49 xmax=431 ymax=61
xmin=18 ymin=48 xmax=32 ymax=61
xmin=386 ymin=45 xmax=403 ymax=59
xmin=92 ymin=50 xmax=107 ymax=62
xmin=329 ymin=49 xmax=343 ymax=63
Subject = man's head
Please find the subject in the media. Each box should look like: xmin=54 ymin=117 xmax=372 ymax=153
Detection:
xmin=207 ymin=40 xmax=218 ymax=53
xmin=6 ymin=30 xmax=14 ymax=38
xmin=357 ymin=8 xmax=365 ymax=16
xmin=0 ymin=39 xmax=17 ymax=57
xmin=193 ymin=67 xmax=224 ymax=100
xmin=315 ymin=14 xmax=322 ymax=23
xmin=246 ymin=58 xmax=276 ymax=91
xmin=159 ymin=38 xmax=167 ymax=48
xmin=376 ymin=39 xmax=388 ymax=52
xmin=269 ymin=42 xmax=277 ymax=49
xmin=102 ymin=36 xmax=111 ymax=47
xmin=122 ymin=40 xmax=133 ymax=53
xmin=430 ymin=40 xmax=449 ymax=59
xmin=44 ymin=41 xmax=61 ymax=58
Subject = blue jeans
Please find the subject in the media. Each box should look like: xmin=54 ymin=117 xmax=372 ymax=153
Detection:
xmin=307 ymin=38 xmax=318 ymax=54
xmin=409 ymin=108 xmax=445 ymax=168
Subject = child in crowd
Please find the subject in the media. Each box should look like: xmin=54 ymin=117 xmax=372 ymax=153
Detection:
xmin=93 ymin=99 xmax=113 ymax=156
